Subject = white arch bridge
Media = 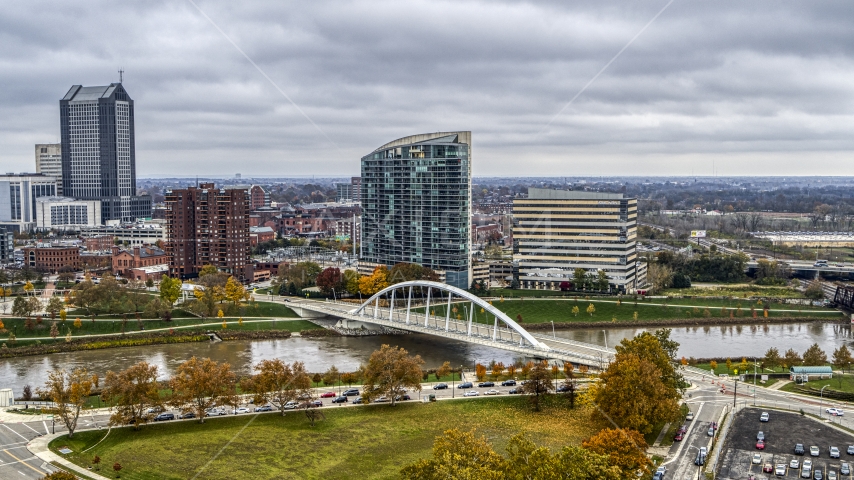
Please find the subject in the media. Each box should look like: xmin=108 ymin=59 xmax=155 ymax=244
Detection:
xmin=287 ymin=280 xmax=615 ymax=368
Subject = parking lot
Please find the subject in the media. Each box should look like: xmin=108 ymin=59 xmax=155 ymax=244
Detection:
xmin=718 ymin=407 xmax=854 ymax=479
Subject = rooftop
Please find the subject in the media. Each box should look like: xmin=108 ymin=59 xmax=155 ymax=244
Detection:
xmin=526 ymin=188 xmax=628 ymax=201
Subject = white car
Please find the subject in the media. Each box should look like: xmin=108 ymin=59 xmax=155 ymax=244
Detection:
xmin=760 ymin=412 xmax=770 ymax=422
xmin=827 ymin=408 xmax=845 ymax=416
xmin=233 ymin=407 xmax=251 ymax=414
xmin=828 ymin=470 xmax=837 ymax=480
xmin=484 ymin=389 xmax=500 ymax=396
xmin=752 ymin=453 xmax=762 ymax=464
xmin=830 ymin=446 xmax=840 ymax=458
xmin=775 ymin=464 xmax=786 ymax=476
xmin=790 ymin=458 xmax=800 ymax=469
xmin=464 ymin=391 xmax=479 ymax=397
xmin=810 ymin=446 xmax=820 ymax=457
xmin=804 ymin=459 xmax=813 ymax=470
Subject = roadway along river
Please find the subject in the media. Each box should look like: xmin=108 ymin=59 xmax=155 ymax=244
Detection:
xmin=1 ymin=320 xmax=852 ymax=393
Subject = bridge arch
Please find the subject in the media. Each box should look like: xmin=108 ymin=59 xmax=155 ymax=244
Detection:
xmin=351 ymin=280 xmax=550 ymax=351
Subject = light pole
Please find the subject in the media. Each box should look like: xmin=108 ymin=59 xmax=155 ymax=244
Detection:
xmin=550 ymin=321 xmax=555 ymax=339
xmin=820 ymin=385 xmax=829 ymax=417
xmin=602 ymin=330 xmax=607 ymax=349
xmin=752 ymin=357 xmax=758 ymax=406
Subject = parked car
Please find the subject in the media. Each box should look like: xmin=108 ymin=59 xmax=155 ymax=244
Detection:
xmin=790 ymin=458 xmax=800 ymax=469
xmin=146 ymin=406 xmax=164 ymax=414
xmin=757 ymin=431 xmax=765 ymax=441
xmin=763 ymin=463 xmax=773 ymax=473
xmin=501 ymin=380 xmax=516 ymax=386
xmin=353 ymin=397 xmax=363 ymax=404
xmin=284 ymin=401 xmax=299 ymax=410
xmin=673 ymin=432 xmax=684 ymax=442
xmin=686 ymin=412 xmax=694 ymax=421
xmin=373 ymin=396 xmax=390 ymax=403
xmin=814 ymin=469 xmax=823 ymax=480
xmin=760 ymin=412 xmax=770 ymax=422
xmin=484 ymin=389 xmax=500 ymax=396
xmin=458 ymin=382 xmax=473 ymax=389
xmin=154 ymin=412 xmax=175 ymax=421
xmin=752 ymin=453 xmax=762 ymax=464
xmin=795 ymin=444 xmax=805 ymax=455
xmin=804 ymin=459 xmax=813 ymax=470
xmin=827 ymin=470 xmax=837 ymax=480
xmin=707 ymin=427 xmax=714 ymax=436
xmin=841 ymin=463 xmax=850 ymax=475
xmin=775 ymin=464 xmax=786 ymax=476
xmin=254 ymin=405 xmax=273 ymax=412
xmin=205 ymin=409 xmax=224 ymax=417
xmin=433 ymin=383 xmax=448 ymax=390
xmin=331 ymin=396 xmax=348 ymax=404
xmin=830 ymin=446 xmax=840 ymax=458
xmin=342 ymin=389 xmax=360 ymax=396
xmin=478 ymin=382 xmax=495 ymax=388
xmin=320 ymin=392 xmax=337 ymax=398
xmin=811 ymin=446 xmax=820 ymax=457
xmin=801 ymin=467 xmax=812 ymax=479
xmin=508 ymin=388 xmax=519 ymax=394
xmin=556 ymin=384 xmax=572 ymax=393
xmin=464 ymin=391 xmax=479 ymax=397
xmin=756 ymin=440 xmax=765 ymax=450
xmin=848 ymin=445 xmax=854 ymax=455
xmin=232 ymin=407 xmax=250 ymax=414
xmin=394 ymin=394 xmax=411 ymax=401
xmin=179 ymin=412 xmax=196 ymax=419
xmin=827 ymin=408 xmax=844 ymax=416
xmin=655 ymin=466 xmax=666 ymax=477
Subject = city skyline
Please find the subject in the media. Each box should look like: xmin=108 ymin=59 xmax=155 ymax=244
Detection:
xmin=1 ymin=1 xmax=854 ymax=177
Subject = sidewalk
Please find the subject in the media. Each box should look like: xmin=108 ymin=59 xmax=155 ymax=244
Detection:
xmin=28 ymin=433 xmax=111 ymax=480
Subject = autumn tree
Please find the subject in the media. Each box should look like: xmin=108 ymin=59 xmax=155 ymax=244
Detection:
xmin=37 ymin=368 xmax=94 ymax=438
xmin=244 ymin=359 xmax=311 ymax=415
xmin=764 ymin=347 xmax=781 ymax=370
xmin=169 ymin=357 xmax=236 ymax=423
xmin=400 ymin=429 xmax=507 ymax=480
xmin=101 ymin=361 xmax=162 ymax=429
xmin=832 ymin=345 xmax=854 ymax=373
xmin=50 ymin=322 xmax=59 ymax=340
xmin=46 ymin=296 xmax=64 ymax=319
xmin=802 ymin=343 xmax=828 ymax=366
xmin=475 ymin=363 xmax=487 ymax=381
xmin=586 ymin=303 xmax=596 ymax=316
xmin=322 ymin=365 xmax=340 ymax=386
xmin=224 ymin=276 xmax=246 ymax=308
xmin=783 ymin=348 xmax=802 ymax=368
xmin=159 ymin=276 xmax=182 ymax=306
xmin=361 ymin=344 xmax=424 ymax=406
xmin=615 ymin=330 xmax=683 ymax=393
xmin=571 ymin=305 xmax=579 ymax=317
xmin=12 ymin=296 xmax=38 ymax=317
xmin=521 ymin=361 xmax=554 ymax=411
xmin=358 ymin=265 xmax=390 ymax=296
xmin=315 ymin=267 xmax=344 ymax=296
xmin=582 ymin=428 xmax=653 ymax=477
xmin=435 ymin=361 xmax=452 ymax=380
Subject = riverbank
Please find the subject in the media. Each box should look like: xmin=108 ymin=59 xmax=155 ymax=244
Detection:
xmin=523 ymin=315 xmax=845 ymax=330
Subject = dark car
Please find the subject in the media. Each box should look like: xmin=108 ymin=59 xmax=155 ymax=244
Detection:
xmin=501 ymin=380 xmax=516 ymax=386
xmin=478 ymin=382 xmax=495 ymax=388
xmin=508 ymin=388 xmax=519 ymax=394
xmin=179 ymin=412 xmax=196 ymax=419
xmin=458 ymin=382 xmax=473 ymax=389
xmin=796 ymin=444 xmax=806 ymax=455
xmin=342 ymin=389 xmax=360 ymax=396
xmin=353 ymin=397 xmax=363 ymax=404
xmin=394 ymin=394 xmax=411 ymax=401
xmin=556 ymin=384 xmax=573 ymax=393
xmin=331 ymin=396 xmax=348 ymax=404
xmin=433 ymin=383 xmax=448 ymax=390
xmin=154 ymin=412 xmax=175 ymax=421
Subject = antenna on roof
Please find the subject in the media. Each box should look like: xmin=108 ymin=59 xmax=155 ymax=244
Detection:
xmin=118 ymin=68 xmax=124 ymax=83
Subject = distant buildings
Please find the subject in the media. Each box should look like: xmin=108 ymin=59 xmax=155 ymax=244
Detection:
xmin=35 ymin=144 xmax=63 ymax=195
xmin=35 ymin=197 xmax=101 ymax=230
xmin=80 ymin=222 xmax=165 ymax=247
xmin=165 ymin=183 xmax=250 ymax=281
xmin=513 ymin=188 xmax=643 ymax=293
xmin=22 ymin=245 xmax=80 ymax=272
xmin=248 ymin=185 xmax=270 ymax=210
xmin=360 ymin=132 xmax=472 ymax=290
xmin=60 ymin=83 xmax=151 ymax=222
xmin=336 ymin=177 xmax=362 ymax=203
xmin=111 ymin=245 xmax=168 ymax=279
xmin=0 ymin=173 xmax=58 ymax=231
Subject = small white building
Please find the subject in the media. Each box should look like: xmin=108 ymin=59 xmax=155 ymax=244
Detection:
xmin=35 ymin=197 xmax=101 ymax=230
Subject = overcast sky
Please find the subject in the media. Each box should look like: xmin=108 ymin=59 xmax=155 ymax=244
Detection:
xmin=1 ymin=0 xmax=853 ymax=177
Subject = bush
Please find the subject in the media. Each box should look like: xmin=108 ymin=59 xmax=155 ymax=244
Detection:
xmin=672 ymin=273 xmax=691 ymax=289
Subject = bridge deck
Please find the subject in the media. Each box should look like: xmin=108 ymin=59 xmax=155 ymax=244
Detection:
xmin=291 ymin=299 xmax=616 ymax=368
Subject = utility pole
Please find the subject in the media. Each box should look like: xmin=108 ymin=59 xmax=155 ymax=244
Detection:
xmin=733 ymin=379 xmax=738 ymax=409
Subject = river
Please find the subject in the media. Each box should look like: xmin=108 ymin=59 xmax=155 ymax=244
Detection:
xmin=2 ymin=320 xmax=852 ymax=393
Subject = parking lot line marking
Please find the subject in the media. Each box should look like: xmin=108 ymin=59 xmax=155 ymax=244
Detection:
xmin=0 ymin=426 xmax=28 ymax=442
xmin=2 ymin=450 xmax=44 ymax=476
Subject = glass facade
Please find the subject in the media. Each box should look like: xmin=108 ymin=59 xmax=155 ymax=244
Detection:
xmin=360 ymin=132 xmax=471 ymax=290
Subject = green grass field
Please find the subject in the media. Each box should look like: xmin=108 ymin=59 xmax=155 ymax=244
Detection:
xmin=422 ymin=297 xmax=840 ymax=325
xmin=51 ymin=396 xmax=594 ymax=480
xmin=780 ymin=374 xmax=854 ymax=394
xmin=66 ymin=301 xmax=298 ymax=320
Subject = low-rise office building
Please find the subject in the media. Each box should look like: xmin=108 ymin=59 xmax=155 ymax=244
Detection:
xmin=35 ymin=197 xmax=101 ymax=230
xmin=22 ymin=245 xmax=80 ymax=272
xmin=0 ymin=173 xmax=58 ymax=231
xmin=513 ymin=188 xmax=642 ymax=293
xmin=112 ymin=245 xmax=168 ymax=278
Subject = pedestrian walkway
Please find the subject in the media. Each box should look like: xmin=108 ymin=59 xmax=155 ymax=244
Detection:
xmin=652 ymin=422 xmax=672 ymax=447
xmin=29 ymin=433 xmax=111 ymax=480
xmin=767 ymin=380 xmax=791 ymax=391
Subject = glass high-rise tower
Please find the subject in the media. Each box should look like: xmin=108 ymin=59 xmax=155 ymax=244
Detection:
xmin=60 ymin=83 xmax=151 ymax=222
xmin=360 ymin=132 xmax=471 ymax=290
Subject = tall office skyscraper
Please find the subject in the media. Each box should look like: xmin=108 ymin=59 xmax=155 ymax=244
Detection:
xmin=60 ymin=83 xmax=151 ymax=222
xmin=360 ymin=132 xmax=472 ymax=289
xmin=35 ymin=144 xmax=63 ymax=195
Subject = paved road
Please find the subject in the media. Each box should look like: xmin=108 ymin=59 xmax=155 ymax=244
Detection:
xmin=0 ymin=418 xmax=59 ymax=479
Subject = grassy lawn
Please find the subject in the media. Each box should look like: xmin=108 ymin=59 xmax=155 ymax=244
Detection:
xmin=51 ymin=395 xmax=595 ymax=480
xmin=422 ymin=297 xmax=839 ymax=325
xmin=780 ymin=374 xmax=854 ymax=394
xmin=664 ymin=285 xmax=806 ymax=299
xmin=693 ymin=362 xmax=790 ymax=376
xmin=2 ymin=317 xmax=316 ymax=342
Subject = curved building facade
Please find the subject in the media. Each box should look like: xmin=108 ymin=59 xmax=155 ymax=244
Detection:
xmin=360 ymin=132 xmax=472 ymax=289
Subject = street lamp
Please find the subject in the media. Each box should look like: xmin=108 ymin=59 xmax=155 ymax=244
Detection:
xmin=550 ymin=321 xmax=555 ymax=339
xmin=820 ymin=385 xmax=830 ymax=417
xmin=602 ymin=330 xmax=608 ymax=349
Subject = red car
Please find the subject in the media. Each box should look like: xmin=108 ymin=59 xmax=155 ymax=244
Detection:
xmin=320 ymin=392 xmax=336 ymax=398
xmin=756 ymin=440 xmax=765 ymax=450
xmin=673 ymin=432 xmax=684 ymax=441
xmin=762 ymin=463 xmax=772 ymax=473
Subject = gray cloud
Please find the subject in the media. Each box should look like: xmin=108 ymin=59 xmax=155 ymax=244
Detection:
xmin=1 ymin=0 xmax=853 ymax=177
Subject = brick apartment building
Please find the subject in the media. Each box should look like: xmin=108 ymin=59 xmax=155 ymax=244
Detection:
xmin=112 ymin=245 xmax=169 ymax=278
xmin=83 ymin=235 xmax=115 ymax=252
xmin=22 ymin=245 xmax=80 ymax=272
xmin=165 ymin=183 xmax=250 ymax=281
